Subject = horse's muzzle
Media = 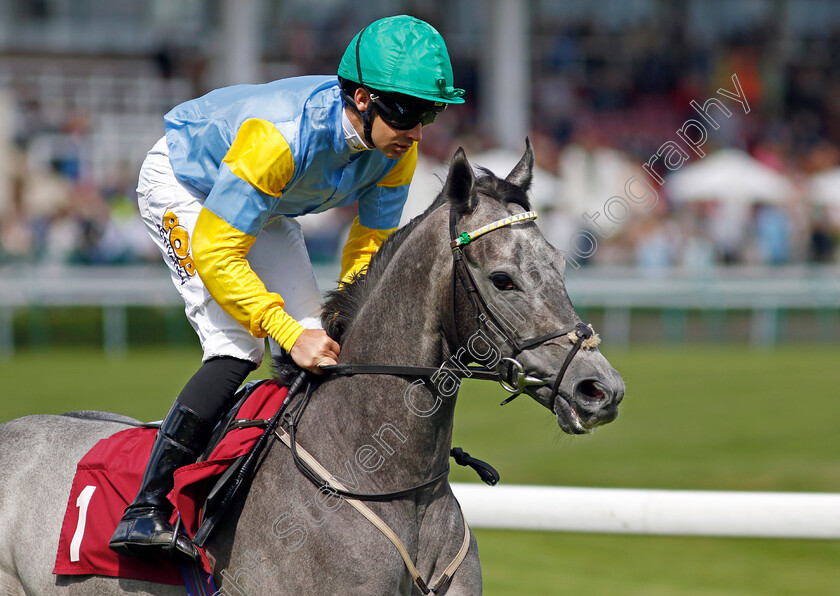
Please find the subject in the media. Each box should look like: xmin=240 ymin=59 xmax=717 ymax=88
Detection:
xmin=558 ymin=376 xmax=624 ymax=434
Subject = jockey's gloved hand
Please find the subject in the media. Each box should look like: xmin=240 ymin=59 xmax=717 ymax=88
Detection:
xmin=290 ymin=329 xmax=340 ymax=374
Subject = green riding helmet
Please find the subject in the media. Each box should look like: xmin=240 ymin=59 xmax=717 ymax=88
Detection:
xmin=338 ymin=15 xmax=465 ymax=105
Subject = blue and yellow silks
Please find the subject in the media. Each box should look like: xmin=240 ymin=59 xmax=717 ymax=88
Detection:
xmin=165 ymin=76 xmax=416 ymax=350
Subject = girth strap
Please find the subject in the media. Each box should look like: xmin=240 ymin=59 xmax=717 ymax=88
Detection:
xmin=274 ymin=427 xmax=471 ymax=595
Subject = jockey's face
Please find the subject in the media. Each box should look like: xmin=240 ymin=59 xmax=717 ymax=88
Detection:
xmin=370 ymin=113 xmax=422 ymax=159
xmin=352 ymin=87 xmax=423 ymax=160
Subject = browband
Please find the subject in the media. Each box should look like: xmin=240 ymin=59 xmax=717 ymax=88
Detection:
xmin=450 ymin=211 xmax=538 ymax=248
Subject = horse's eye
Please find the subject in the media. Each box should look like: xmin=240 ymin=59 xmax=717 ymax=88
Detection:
xmin=490 ymin=273 xmax=516 ymax=291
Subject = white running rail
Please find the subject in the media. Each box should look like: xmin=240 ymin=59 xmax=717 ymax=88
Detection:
xmin=451 ymin=483 xmax=840 ymax=539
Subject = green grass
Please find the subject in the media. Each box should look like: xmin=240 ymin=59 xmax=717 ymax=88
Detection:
xmin=451 ymin=346 xmax=840 ymax=493
xmin=1 ymin=346 xmax=839 ymax=595
xmin=0 ymin=346 xmax=273 ymax=422
xmin=474 ymin=530 xmax=840 ymax=596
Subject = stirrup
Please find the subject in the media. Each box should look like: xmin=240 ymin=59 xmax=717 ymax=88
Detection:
xmin=162 ymin=515 xmax=201 ymax=563
xmin=109 ymin=509 xmax=200 ymax=563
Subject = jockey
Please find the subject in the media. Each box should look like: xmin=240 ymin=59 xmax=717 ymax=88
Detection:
xmin=109 ymin=15 xmax=464 ymax=562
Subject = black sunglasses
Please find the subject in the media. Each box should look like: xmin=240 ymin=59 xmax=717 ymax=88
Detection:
xmin=369 ymin=91 xmax=446 ymax=130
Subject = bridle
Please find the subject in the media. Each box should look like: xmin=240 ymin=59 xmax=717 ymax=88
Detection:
xmin=317 ymin=206 xmax=600 ymax=413
xmin=446 ymin=206 xmax=597 ymax=413
xmin=288 ymin=204 xmax=601 ymax=502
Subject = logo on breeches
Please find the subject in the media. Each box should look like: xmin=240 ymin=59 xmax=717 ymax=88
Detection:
xmin=158 ymin=209 xmax=196 ymax=284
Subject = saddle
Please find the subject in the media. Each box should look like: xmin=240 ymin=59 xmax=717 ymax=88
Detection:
xmin=52 ymin=379 xmax=289 ymax=585
xmin=53 ymin=374 xmax=498 ymax=588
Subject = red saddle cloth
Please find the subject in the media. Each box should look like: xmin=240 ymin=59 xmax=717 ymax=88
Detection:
xmin=53 ymin=380 xmax=289 ymax=584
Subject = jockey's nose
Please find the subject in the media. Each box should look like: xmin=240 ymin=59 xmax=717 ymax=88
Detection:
xmin=405 ymin=122 xmax=423 ymax=142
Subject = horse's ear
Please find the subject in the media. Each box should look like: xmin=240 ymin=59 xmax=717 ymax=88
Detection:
xmin=443 ymin=147 xmax=478 ymax=213
xmin=505 ymin=137 xmax=534 ymax=192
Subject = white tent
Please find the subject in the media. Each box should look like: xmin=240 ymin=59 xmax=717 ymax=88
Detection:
xmin=808 ymin=167 xmax=840 ymax=206
xmin=666 ymin=149 xmax=794 ymax=205
xmin=558 ymin=144 xmax=637 ymax=216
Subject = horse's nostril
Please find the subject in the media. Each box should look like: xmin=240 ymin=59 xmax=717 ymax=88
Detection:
xmin=575 ymin=379 xmax=610 ymax=405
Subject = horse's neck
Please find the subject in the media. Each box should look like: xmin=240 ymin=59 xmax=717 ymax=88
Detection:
xmin=302 ymin=216 xmax=458 ymax=486
xmin=340 ymin=210 xmax=453 ymax=368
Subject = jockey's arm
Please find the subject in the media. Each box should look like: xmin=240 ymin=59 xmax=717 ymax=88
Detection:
xmin=191 ymin=118 xmax=305 ymax=353
xmin=192 ymin=208 xmax=305 ymax=352
xmin=339 ymin=219 xmax=396 ymax=285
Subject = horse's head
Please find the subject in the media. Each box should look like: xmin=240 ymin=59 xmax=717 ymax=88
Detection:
xmin=322 ymin=140 xmax=624 ymax=434
xmin=441 ymin=141 xmax=625 ymax=434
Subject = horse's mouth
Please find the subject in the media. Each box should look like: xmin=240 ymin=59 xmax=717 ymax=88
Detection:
xmin=524 ymin=384 xmax=590 ymax=434
xmin=552 ymin=393 xmax=590 ymax=435
xmin=518 ymin=358 xmax=622 ymax=435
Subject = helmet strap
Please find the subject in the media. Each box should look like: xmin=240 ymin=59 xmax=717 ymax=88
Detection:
xmin=341 ymin=87 xmax=376 ymax=150
xmin=354 ymin=26 xmax=376 ymax=149
xmin=361 ymin=102 xmax=376 ymax=148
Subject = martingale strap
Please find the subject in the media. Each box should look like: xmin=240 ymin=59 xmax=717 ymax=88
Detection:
xmin=274 ymin=427 xmax=471 ymax=595
xmin=283 ymin=376 xmax=452 ymax=501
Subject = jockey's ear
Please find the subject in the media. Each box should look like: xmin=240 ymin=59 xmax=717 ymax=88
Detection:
xmin=353 ymin=87 xmax=371 ymax=112
xmin=505 ymin=137 xmax=534 ymax=193
xmin=444 ymin=147 xmax=477 ymax=213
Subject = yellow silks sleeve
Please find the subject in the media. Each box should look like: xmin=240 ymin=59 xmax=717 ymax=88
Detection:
xmin=192 ymin=207 xmax=305 ymax=352
xmin=339 ymin=217 xmax=397 ymax=285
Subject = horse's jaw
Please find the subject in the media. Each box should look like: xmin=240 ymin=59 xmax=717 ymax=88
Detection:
xmin=521 ymin=385 xmax=589 ymax=434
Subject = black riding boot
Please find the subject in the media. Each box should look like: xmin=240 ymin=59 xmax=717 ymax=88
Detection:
xmin=109 ymin=401 xmax=214 ymax=562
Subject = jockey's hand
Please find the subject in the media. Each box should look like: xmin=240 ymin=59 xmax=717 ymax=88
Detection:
xmin=289 ymin=329 xmax=341 ymax=374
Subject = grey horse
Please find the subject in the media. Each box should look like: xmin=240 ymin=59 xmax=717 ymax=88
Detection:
xmin=0 ymin=143 xmax=624 ymax=595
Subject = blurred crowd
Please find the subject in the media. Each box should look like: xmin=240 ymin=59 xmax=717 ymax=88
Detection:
xmin=520 ymin=17 xmax=840 ymax=269
xmin=2 ymin=6 xmax=840 ymax=270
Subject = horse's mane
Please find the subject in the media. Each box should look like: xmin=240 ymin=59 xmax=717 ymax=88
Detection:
xmin=322 ymin=167 xmax=531 ymax=343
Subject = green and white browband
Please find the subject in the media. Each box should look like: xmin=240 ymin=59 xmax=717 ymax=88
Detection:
xmin=450 ymin=211 xmax=538 ymax=248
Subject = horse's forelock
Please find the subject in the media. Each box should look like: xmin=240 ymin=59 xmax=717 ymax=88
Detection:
xmin=474 ymin=169 xmax=532 ymax=212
